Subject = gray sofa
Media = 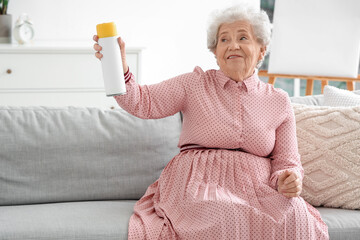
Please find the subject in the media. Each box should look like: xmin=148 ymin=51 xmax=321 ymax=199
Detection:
xmin=0 ymin=106 xmax=181 ymax=240
xmin=0 ymin=97 xmax=359 ymax=239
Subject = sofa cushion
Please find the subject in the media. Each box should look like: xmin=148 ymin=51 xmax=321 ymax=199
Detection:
xmin=324 ymin=85 xmax=360 ymax=107
xmin=292 ymin=103 xmax=360 ymax=209
xmin=316 ymin=207 xmax=360 ymax=240
xmin=0 ymin=202 xmax=358 ymax=240
xmin=0 ymin=200 xmax=136 ymax=240
xmin=0 ymin=106 xmax=182 ymax=205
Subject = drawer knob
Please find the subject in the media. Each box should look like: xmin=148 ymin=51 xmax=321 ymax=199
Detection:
xmin=6 ymin=69 xmax=12 ymax=74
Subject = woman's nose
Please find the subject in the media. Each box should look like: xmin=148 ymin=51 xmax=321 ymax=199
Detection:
xmin=229 ymin=41 xmax=240 ymax=50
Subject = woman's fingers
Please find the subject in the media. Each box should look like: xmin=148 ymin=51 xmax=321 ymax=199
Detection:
xmin=117 ymin=37 xmax=129 ymax=73
xmin=95 ymin=51 xmax=103 ymax=59
xmin=283 ymin=172 xmax=298 ymax=185
xmin=280 ymin=185 xmax=301 ymax=194
xmin=278 ymin=170 xmax=291 ymax=183
xmin=117 ymin=37 xmax=126 ymax=57
xmin=93 ymin=43 xmax=102 ymax=51
xmin=94 ymin=43 xmax=102 ymax=59
xmin=281 ymin=178 xmax=301 ymax=189
xmin=284 ymin=185 xmax=302 ymax=197
xmin=93 ymin=35 xmax=102 ymax=60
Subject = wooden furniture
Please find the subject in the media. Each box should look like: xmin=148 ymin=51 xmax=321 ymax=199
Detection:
xmin=0 ymin=42 xmax=142 ymax=108
xmin=258 ymin=70 xmax=360 ymax=95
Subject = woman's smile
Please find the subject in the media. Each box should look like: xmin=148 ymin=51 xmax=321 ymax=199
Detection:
xmin=227 ymin=54 xmax=243 ymax=59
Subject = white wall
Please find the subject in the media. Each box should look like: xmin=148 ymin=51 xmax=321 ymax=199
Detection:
xmin=7 ymin=0 xmax=259 ymax=84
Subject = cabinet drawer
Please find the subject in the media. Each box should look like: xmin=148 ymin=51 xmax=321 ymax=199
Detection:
xmin=0 ymin=52 xmax=139 ymax=89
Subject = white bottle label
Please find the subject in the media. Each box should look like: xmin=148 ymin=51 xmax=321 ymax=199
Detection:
xmin=99 ymin=36 xmax=126 ymax=96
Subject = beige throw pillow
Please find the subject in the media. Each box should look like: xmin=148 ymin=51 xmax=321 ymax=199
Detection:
xmin=292 ymin=103 xmax=360 ymax=209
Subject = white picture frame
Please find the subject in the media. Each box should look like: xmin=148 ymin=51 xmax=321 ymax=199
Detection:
xmin=268 ymin=0 xmax=360 ymax=78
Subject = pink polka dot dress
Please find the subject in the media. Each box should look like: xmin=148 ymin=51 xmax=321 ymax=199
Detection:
xmin=115 ymin=67 xmax=329 ymax=239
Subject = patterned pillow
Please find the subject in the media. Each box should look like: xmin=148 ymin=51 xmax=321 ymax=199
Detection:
xmin=323 ymin=85 xmax=360 ymax=107
xmin=292 ymin=103 xmax=360 ymax=209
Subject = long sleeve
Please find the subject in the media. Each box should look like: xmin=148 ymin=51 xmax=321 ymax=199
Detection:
xmin=114 ymin=69 xmax=196 ymax=119
xmin=269 ymin=96 xmax=304 ymax=190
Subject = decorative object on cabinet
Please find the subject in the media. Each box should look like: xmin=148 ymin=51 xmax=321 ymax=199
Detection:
xmin=0 ymin=0 xmax=11 ymax=43
xmin=13 ymin=13 xmax=35 ymax=44
xmin=0 ymin=42 xmax=142 ymax=108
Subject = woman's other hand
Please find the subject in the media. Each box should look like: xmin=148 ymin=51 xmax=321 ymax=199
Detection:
xmin=277 ymin=170 xmax=302 ymax=198
xmin=93 ymin=35 xmax=129 ymax=73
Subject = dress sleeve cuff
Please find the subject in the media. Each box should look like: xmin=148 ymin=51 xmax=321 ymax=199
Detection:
xmin=124 ymin=67 xmax=131 ymax=83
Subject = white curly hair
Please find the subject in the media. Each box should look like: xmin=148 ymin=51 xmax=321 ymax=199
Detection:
xmin=207 ymin=4 xmax=272 ymax=68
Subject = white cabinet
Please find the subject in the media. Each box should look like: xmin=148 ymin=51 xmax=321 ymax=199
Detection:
xmin=0 ymin=42 xmax=142 ymax=108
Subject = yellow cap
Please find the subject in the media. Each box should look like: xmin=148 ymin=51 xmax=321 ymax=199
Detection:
xmin=96 ymin=22 xmax=118 ymax=38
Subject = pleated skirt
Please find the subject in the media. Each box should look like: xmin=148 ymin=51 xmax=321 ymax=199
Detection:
xmin=128 ymin=149 xmax=329 ymax=240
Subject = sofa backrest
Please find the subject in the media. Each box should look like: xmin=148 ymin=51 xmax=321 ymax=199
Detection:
xmin=0 ymin=106 xmax=182 ymax=206
xmin=290 ymin=94 xmax=324 ymax=105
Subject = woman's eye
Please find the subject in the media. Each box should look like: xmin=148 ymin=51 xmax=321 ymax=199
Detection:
xmin=240 ymin=37 xmax=247 ymax=40
xmin=221 ymin=39 xmax=227 ymax=42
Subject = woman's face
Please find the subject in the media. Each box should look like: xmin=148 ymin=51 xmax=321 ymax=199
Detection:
xmin=214 ymin=20 xmax=266 ymax=81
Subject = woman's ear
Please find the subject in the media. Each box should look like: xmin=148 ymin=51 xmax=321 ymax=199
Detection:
xmin=258 ymin=46 xmax=267 ymax=61
xmin=212 ymin=49 xmax=219 ymax=66
xmin=212 ymin=49 xmax=217 ymax=56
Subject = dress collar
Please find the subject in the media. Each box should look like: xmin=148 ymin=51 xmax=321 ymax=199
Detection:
xmin=216 ymin=69 xmax=259 ymax=92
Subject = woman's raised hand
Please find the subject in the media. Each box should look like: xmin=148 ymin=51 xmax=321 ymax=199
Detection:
xmin=277 ymin=170 xmax=302 ymax=198
xmin=93 ymin=35 xmax=129 ymax=73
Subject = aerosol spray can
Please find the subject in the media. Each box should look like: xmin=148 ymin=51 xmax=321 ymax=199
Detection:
xmin=96 ymin=22 xmax=126 ymax=96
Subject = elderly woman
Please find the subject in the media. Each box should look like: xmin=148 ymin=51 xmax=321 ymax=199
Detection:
xmin=93 ymin=5 xmax=329 ymax=240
